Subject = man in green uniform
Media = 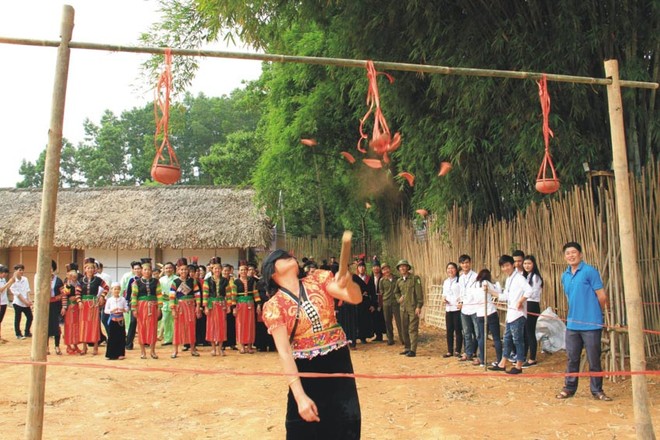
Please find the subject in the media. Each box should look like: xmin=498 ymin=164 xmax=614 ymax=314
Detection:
xmin=379 ymin=263 xmax=402 ymax=346
xmin=395 ymin=259 xmax=423 ymax=357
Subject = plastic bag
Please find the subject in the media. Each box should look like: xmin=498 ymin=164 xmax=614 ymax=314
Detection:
xmin=535 ymin=306 xmax=566 ymax=353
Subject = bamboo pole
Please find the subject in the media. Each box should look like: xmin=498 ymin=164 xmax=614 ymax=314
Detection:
xmin=0 ymin=36 xmax=657 ymax=90
xmin=604 ymin=59 xmax=655 ymax=440
xmin=25 ymin=6 xmax=74 ymax=440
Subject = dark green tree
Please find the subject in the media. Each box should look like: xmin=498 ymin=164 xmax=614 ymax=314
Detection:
xmin=150 ymin=0 xmax=657 ymax=226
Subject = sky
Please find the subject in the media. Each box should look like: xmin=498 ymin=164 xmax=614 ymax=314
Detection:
xmin=0 ymin=0 xmax=263 ymax=187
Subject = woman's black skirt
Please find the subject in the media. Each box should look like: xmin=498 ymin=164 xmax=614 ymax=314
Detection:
xmin=106 ymin=320 xmax=126 ymax=359
xmin=286 ymin=345 xmax=361 ymax=439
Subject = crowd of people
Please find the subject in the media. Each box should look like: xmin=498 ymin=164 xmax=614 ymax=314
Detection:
xmin=0 ymin=257 xmax=277 ymax=359
xmin=440 ymin=243 xmax=611 ymax=400
xmin=0 ymin=240 xmax=611 ymax=404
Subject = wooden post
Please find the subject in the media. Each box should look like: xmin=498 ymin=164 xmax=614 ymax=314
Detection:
xmin=604 ymin=59 xmax=656 ymax=440
xmin=25 ymin=6 xmax=74 ymax=440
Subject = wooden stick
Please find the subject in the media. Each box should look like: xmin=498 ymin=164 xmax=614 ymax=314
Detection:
xmin=337 ymin=231 xmax=353 ymax=279
xmin=0 ymin=37 xmax=657 ymax=90
xmin=25 ymin=6 xmax=74 ymax=440
xmin=605 ymin=59 xmax=656 ymax=439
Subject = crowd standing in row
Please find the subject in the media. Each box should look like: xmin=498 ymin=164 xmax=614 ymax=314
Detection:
xmin=440 ymin=243 xmax=611 ymax=400
xmin=0 ymin=240 xmax=611 ymax=403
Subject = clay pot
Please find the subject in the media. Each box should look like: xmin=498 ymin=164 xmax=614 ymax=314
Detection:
xmin=151 ymin=164 xmax=181 ymax=185
xmin=535 ymin=178 xmax=560 ymax=194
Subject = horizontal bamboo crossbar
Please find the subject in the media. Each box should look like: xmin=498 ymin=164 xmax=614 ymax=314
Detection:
xmin=0 ymin=36 xmax=658 ymax=90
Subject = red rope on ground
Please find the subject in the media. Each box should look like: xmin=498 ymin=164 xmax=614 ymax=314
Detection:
xmin=0 ymin=358 xmax=657 ymax=380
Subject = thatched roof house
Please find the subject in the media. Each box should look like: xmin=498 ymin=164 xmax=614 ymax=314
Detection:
xmin=0 ymin=186 xmax=271 ymax=249
xmin=0 ymin=186 xmax=272 ymax=281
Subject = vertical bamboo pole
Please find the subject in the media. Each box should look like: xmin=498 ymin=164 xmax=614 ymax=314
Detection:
xmin=25 ymin=6 xmax=74 ymax=440
xmin=604 ymin=59 xmax=655 ymax=440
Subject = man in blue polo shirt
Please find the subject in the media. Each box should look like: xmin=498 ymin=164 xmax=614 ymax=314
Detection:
xmin=556 ymin=242 xmax=612 ymax=401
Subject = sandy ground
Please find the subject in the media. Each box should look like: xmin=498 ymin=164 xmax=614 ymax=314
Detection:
xmin=0 ymin=309 xmax=658 ymax=440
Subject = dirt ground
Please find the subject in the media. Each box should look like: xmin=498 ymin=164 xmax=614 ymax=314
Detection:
xmin=0 ymin=309 xmax=658 ymax=440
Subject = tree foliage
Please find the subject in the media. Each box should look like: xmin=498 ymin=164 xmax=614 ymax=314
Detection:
xmin=17 ymin=92 xmax=262 ymax=188
xmin=186 ymin=0 xmax=658 ymax=226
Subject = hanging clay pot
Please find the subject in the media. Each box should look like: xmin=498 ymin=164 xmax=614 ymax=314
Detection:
xmin=535 ymin=178 xmax=560 ymax=194
xmin=151 ymin=163 xmax=181 ymax=185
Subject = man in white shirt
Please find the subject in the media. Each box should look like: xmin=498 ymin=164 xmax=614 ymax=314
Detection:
xmin=488 ymin=255 xmax=532 ymax=374
xmin=458 ymin=254 xmax=478 ymax=361
xmin=0 ymin=265 xmax=16 ymax=343
xmin=10 ymin=264 xmax=33 ymax=339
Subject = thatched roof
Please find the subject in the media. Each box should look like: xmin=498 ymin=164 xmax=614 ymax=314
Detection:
xmin=0 ymin=186 xmax=272 ymax=249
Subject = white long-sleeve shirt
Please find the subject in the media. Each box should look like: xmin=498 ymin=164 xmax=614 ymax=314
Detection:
xmin=475 ymin=280 xmax=500 ymax=317
xmin=459 ymin=270 xmax=477 ymax=315
xmin=104 ymin=296 xmax=128 ymax=315
xmin=10 ymin=277 xmax=31 ymax=306
xmin=498 ymin=271 xmax=533 ymax=322
xmin=526 ymin=273 xmax=542 ymax=303
xmin=442 ymin=277 xmax=461 ymax=312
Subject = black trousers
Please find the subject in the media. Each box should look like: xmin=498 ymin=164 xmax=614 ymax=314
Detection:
xmin=13 ymin=304 xmax=33 ymax=336
xmin=524 ymin=301 xmax=540 ymax=361
xmin=48 ymin=301 xmax=62 ymax=347
xmin=445 ymin=310 xmax=463 ymax=354
xmin=126 ymin=316 xmax=137 ymax=347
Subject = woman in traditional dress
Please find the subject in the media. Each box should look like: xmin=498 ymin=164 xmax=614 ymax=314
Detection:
xmin=78 ymin=259 xmax=109 ymax=355
xmin=170 ymin=264 xmax=200 ymax=358
xmin=203 ymin=263 xmax=230 ymax=356
xmin=104 ymin=282 xmax=128 ymax=360
xmin=48 ymin=260 xmax=64 ymax=355
xmin=223 ymin=264 xmax=237 ymax=350
xmin=231 ymin=262 xmax=261 ymax=354
xmin=62 ymin=266 xmax=81 ymax=355
xmin=131 ymin=261 xmax=163 ymax=359
xmin=261 ymin=250 xmax=362 ymax=439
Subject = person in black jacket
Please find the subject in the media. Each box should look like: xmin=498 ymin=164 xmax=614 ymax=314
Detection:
xmin=48 ymin=260 xmax=65 ymax=355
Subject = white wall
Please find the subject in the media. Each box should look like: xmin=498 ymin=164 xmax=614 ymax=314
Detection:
xmin=84 ymin=248 xmax=241 ymax=283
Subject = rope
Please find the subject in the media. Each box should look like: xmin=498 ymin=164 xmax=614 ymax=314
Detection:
xmin=535 ymin=74 xmax=559 ymax=189
xmin=0 ymin=358 xmax=657 ymax=380
xmin=152 ymin=48 xmax=179 ymax=169
xmin=356 ymin=61 xmax=400 ymax=159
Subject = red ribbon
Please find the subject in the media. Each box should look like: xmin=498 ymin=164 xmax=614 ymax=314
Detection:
xmin=152 ymin=48 xmax=180 ymax=169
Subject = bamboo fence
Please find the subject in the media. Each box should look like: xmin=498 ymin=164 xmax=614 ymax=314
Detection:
xmin=388 ymin=162 xmax=660 ymax=372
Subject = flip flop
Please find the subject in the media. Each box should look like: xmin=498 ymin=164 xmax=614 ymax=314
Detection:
xmin=488 ymin=365 xmax=506 ymax=371
xmin=171 ymin=353 xmax=178 ymax=359
xmin=556 ymin=389 xmax=575 ymax=399
xmin=593 ymin=392 xmax=612 ymax=401
xmin=140 ymin=354 xmax=147 ymax=359
xmin=151 ymin=353 xmax=159 ymax=359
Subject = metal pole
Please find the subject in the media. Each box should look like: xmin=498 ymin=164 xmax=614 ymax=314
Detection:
xmin=603 ymin=59 xmax=656 ymax=440
xmin=25 ymin=5 xmax=74 ymax=440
